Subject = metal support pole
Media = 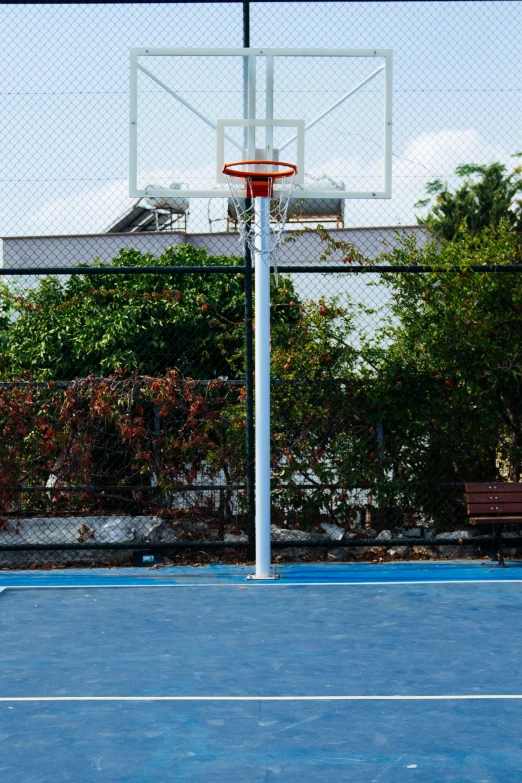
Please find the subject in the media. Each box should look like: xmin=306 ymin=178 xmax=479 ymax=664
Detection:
xmin=253 ymin=196 xmax=273 ymax=578
xmin=242 ymin=0 xmax=256 ymax=563
xmin=244 ymin=218 xmax=255 ymax=561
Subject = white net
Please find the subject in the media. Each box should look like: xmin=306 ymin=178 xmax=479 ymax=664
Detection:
xmin=225 ymin=171 xmax=296 ymax=280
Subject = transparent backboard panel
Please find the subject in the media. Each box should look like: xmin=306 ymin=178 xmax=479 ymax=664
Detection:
xmin=134 ymin=53 xmax=244 ymax=197
xmin=131 ymin=48 xmax=392 ymax=198
xmin=272 ymin=55 xmax=389 ymax=196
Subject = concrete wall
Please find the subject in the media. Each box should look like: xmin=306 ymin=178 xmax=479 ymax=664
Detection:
xmin=1 ymin=226 xmax=428 ymax=269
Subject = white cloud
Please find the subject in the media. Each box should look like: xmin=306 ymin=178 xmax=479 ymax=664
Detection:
xmin=393 ymin=128 xmax=510 ymax=182
xmin=353 ymin=129 xmax=514 ymax=228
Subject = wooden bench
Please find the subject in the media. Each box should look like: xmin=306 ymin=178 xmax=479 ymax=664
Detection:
xmin=466 ymin=482 xmax=522 ymax=567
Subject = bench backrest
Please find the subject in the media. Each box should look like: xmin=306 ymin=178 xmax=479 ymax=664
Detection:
xmin=466 ymin=482 xmax=522 ymax=517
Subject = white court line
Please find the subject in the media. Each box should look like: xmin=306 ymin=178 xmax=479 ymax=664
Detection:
xmin=2 ymin=579 xmax=522 ymax=590
xmin=2 ymin=695 xmax=522 ymax=702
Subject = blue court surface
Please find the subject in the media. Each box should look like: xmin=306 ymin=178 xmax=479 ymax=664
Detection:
xmin=1 ymin=561 xmax=522 ymax=782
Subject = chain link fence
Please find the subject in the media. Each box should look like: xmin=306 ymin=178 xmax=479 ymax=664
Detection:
xmin=0 ymin=1 xmax=521 ymax=565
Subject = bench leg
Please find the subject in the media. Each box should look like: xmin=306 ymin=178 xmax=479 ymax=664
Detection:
xmin=491 ymin=525 xmax=499 ymax=562
xmin=497 ymin=526 xmax=506 ymax=568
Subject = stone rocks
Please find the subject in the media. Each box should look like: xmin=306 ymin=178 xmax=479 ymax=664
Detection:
xmin=327 ymin=548 xmax=348 ymax=561
xmin=149 ymin=520 xmax=180 ymax=542
xmin=0 ymin=515 xmax=166 ymax=545
xmin=376 ymin=529 xmax=392 ymax=540
xmin=169 ymin=519 xmax=208 ymax=537
xmin=271 ymin=525 xmax=327 ymax=560
xmin=435 ymin=530 xmax=476 ymax=558
xmin=151 ymin=517 xmax=216 ymax=542
xmin=320 ymin=522 xmax=346 ymax=541
xmin=223 ymin=532 xmax=248 ymax=543
xmin=402 ymin=526 xmax=422 ymax=538
xmin=271 ymin=526 xmax=309 ymax=541
xmin=0 ymin=514 xmax=169 ymax=568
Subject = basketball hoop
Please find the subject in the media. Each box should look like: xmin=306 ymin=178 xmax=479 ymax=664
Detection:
xmin=222 ymin=160 xmax=297 ymax=198
xmin=223 ymin=160 xmax=297 ymax=280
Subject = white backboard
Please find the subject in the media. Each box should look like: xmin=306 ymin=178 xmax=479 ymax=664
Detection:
xmin=130 ymin=48 xmax=392 ymax=200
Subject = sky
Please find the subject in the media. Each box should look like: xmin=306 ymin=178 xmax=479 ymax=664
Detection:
xmin=0 ymin=1 xmax=521 ymax=240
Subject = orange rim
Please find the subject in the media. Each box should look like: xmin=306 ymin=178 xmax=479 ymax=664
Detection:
xmin=222 ymin=160 xmax=297 ymax=181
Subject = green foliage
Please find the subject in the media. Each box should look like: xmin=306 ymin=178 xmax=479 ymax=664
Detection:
xmin=0 ymin=245 xmax=300 ymax=381
xmin=3 ymin=219 xmax=522 ymax=533
xmin=375 ymin=222 xmax=522 ymax=499
xmin=313 ymin=218 xmax=522 ymax=528
xmin=269 ymin=292 xmax=385 ymax=526
xmin=415 ymin=158 xmax=522 ymax=240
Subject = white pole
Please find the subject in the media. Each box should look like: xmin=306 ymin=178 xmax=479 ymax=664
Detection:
xmin=254 ymin=195 xmax=272 ymax=578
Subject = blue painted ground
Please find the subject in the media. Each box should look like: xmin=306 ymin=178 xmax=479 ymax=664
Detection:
xmin=1 ymin=562 xmax=522 ymax=781
xmin=1 ymin=558 xmax=522 ymax=587
xmin=3 ymin=699 xmax=522 ymax=782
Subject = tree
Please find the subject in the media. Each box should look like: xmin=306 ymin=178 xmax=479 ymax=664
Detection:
xmin=373 ymin=222 xmax=522 ymax=522
xmin=0 ymin=244 xmax=301 ymax=381
xmin=269 ymin=291 xmax=386 ymax=526
xmin=415 ymin=158 xmax=522 ymax=241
